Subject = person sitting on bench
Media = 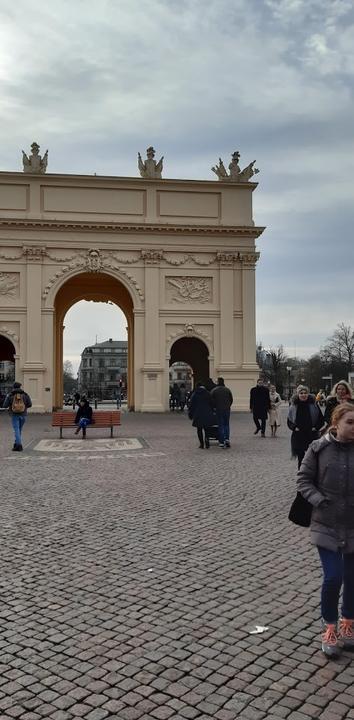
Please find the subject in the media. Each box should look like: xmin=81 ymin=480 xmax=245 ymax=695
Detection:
xmin=74 ymin=396 xmax=93 ymax=437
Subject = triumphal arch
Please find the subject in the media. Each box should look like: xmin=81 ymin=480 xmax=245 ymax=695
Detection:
xmin=0 ymin=144 xmax=264 ymax=412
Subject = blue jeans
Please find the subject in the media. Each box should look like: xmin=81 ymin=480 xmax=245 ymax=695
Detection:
xmin=317 ymin=546 xmax=354 ymax=623
xmin=11 ymin=414 xmax=26 ymax=445
xmin=216 ymin=410 xmax=230 ymax=444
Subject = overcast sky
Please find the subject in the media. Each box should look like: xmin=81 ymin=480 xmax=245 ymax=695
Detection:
xmin=1 ymin=0 xmax=354 ymax=373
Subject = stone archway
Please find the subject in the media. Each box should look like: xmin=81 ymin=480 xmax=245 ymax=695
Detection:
xmin=170 ymin=337 xmax=209 ymax=387
xmin=53 ymin=272 xmax=134 ymax=409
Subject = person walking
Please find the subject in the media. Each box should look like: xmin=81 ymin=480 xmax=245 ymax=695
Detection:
xmin=250 ymin=379 xmax=271 ymax=437
xmin=179 ymin=383 xmax=187 ymax=411
xmin=287 ymin=385 xmax=322 ymax=468
xmin=211 ymin=377 xmax=233 ymax=448
xmin=323 ymin=380 xmax=354 ymax=428
xmin=188 ymin=382 xmax=214 ymax=449
xmin=297 ymin=402 xmax=354 ymax=657
xmin=2 ymin=381 xmax=32 ymax=451
xmin=269 ymin=384 xmax=281 ymax=437
xmin=74 ymin=396 xmax=93 ymax=438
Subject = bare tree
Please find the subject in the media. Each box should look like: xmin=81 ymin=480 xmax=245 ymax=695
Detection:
xmin=267 ymin=345 xmax=288 ymax=387
xmin=63 ymin=360 xmax=76 ymax=394
xmin=322 ymin=323 xmax=354 ymax=373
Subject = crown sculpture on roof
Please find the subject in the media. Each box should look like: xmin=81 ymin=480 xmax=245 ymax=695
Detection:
xmin=22 ymin=142 xmax=48 ymax=174
xmin=212 ymin=151 xmax=259 ymax=182
xmin=138 ymin=146 xmax=164 ymax=179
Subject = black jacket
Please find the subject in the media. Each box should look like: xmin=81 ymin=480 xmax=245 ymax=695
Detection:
xmin=75 ymin=403 xmax=93 ymax=423
xmin=188 ymin=387 xmax=214 ymax=428
xmin=324 ymin=396 xmax=354 ymax=426
xmin=211 ymin=385 xmax=233 ymax=412
xmin=250 ymin=386 xmax=271 ymax=418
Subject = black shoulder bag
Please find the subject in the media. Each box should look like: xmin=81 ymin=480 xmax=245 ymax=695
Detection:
xmin=288 ymin=452 xmax=318 ymax=527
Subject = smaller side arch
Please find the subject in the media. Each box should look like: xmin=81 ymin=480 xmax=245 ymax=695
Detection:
xmin=169 ymin=336 xmax=210 ymax=387
xmin=0 ymin=328 xmax=19 ymax=356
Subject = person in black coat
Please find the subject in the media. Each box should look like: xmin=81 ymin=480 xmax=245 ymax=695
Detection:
xmin=74 ymin=397 xmax=93 ymax=438
xmin=250 ymin=379 xmax=271 ymax=437
xmin=188 ymin=383 xmax=214 ymax=449
xmin=287 ymin=385 xmax=323 ymax=468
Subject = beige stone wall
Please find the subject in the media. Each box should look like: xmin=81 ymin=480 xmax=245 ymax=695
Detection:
xmin=0 ymin=172 xmax=264 ymax=412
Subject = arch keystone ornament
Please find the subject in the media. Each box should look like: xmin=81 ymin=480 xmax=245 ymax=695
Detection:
xmin=0 ymin=147 xmax=264 ymax=411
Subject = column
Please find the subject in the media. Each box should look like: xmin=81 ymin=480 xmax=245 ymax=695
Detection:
xmin=218 ymin=263 xmax=235 ymax=367
xmin=140 ymin=252 xmax=164 ymax=411
xmin=22 ymin=247 xmax=46 ymax=411
xmin=241 ymin=253 xmax=259 ymax=370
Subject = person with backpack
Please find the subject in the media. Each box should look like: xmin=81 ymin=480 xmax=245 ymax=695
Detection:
xmin=2 ymin=381 xmax=32 ymax=451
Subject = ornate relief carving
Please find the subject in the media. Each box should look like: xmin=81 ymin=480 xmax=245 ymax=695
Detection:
xmin=160 ymin=253 xmax=216 ymax=266
xmin=239 ymin=252 xmax=260 ymax=266
xmin=217 ymin=252 xmax=239 ymax=265
xmin=46 ymin=251 xmax=78 ymax=262
xmin=167 ymin=324 xmax=212 ymax=348
xmin=116 ymin=268 xmax=144 ymax=300
xmin=141 ymin=250 xmax=164 ymax=265
xmin=0 ymin=250 xmax=23 ymax=261
xmin=0 ymin=273 xmax=20 ymax=298
xmin=166 ymin=277 xmax=212 ymax=304
xmin=42 ymin=257 xmax=88 ymax=299
xmin=191 ymin=254 xmax=216 ymax=266
xmin=0 ymin=326 xmax=19 ymax=343
xmin=110 ymin=252 xmax=140 ymax=264
xmin=23 ymin=246 xmax=47 ymax=261
xmin=42 ymin=254 xmax=144 ymax=302
xmin=86 ymin=249 xmax=102 ymax=272
xmin=163 ymin=253 xmax=189 ymax=266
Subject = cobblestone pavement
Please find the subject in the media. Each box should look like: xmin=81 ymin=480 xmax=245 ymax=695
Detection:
xmin=1 ymin=408 xmax=354 ymax=720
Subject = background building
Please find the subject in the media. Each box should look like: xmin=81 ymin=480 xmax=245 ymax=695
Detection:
xmin=78 ymin=339 xmax=127 ymax=399
xmin=169 ymin=362 xmax=193 ymax=392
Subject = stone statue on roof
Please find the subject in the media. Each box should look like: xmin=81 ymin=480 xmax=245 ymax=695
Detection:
xmin=138 ymin=146 xmax=164 ymax=179
xmin=212 ymin=151 xmax=259 ymax=182
xmin=22 ymin=142 xmax=48 ymax=174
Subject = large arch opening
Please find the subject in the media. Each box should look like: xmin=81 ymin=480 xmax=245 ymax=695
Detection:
xmin=53 ymin=272 xmax=134 ymax=410
xmin=0 ymin=335 xmax=15 ymax=404
xmin=169 ymin=337 xmax=209 ymax=389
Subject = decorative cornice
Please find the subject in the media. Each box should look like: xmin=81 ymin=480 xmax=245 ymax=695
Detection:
xmin=0 ymin=218 xmax=265 ymax=238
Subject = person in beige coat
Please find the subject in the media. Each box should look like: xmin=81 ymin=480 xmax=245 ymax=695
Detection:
xmin=269 ymin=385 xmax=281 ymax=437
xmin=297 ymin=403 xmax=354 ymax=657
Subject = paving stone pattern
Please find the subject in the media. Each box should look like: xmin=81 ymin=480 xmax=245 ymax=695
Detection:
xmin=0 ymin=408 xmax=354 ymax=719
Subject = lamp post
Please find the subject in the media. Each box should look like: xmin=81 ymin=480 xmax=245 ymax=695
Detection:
xmin=322 ymin=375 xmax=332 ymax=396
xmin=286 ymin=366 xmax=292 ymax=401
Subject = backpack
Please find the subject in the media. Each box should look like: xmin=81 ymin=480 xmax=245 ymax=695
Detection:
xmin=11 ymin=392 xmax=26 ymax=414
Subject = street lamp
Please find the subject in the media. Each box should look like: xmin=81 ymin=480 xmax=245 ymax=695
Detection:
xmin=322 ymin=375 xmax=333 ymax=396
xmin=286 ymin=366 xmax=292 ymax=401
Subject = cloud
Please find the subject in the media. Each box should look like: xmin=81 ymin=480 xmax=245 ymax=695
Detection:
xmin=0 ymin=0 xmax=353 ymax=361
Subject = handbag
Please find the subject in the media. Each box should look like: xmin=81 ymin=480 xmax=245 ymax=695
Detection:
xmin=288 ymin=451 xmax=319 ymax=527
xmin=288 ymin=491 xmax=313 ymax=527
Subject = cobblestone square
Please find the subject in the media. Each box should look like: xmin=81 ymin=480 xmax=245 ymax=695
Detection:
xmin=1 ymin=408 xmax=353 ymax=719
